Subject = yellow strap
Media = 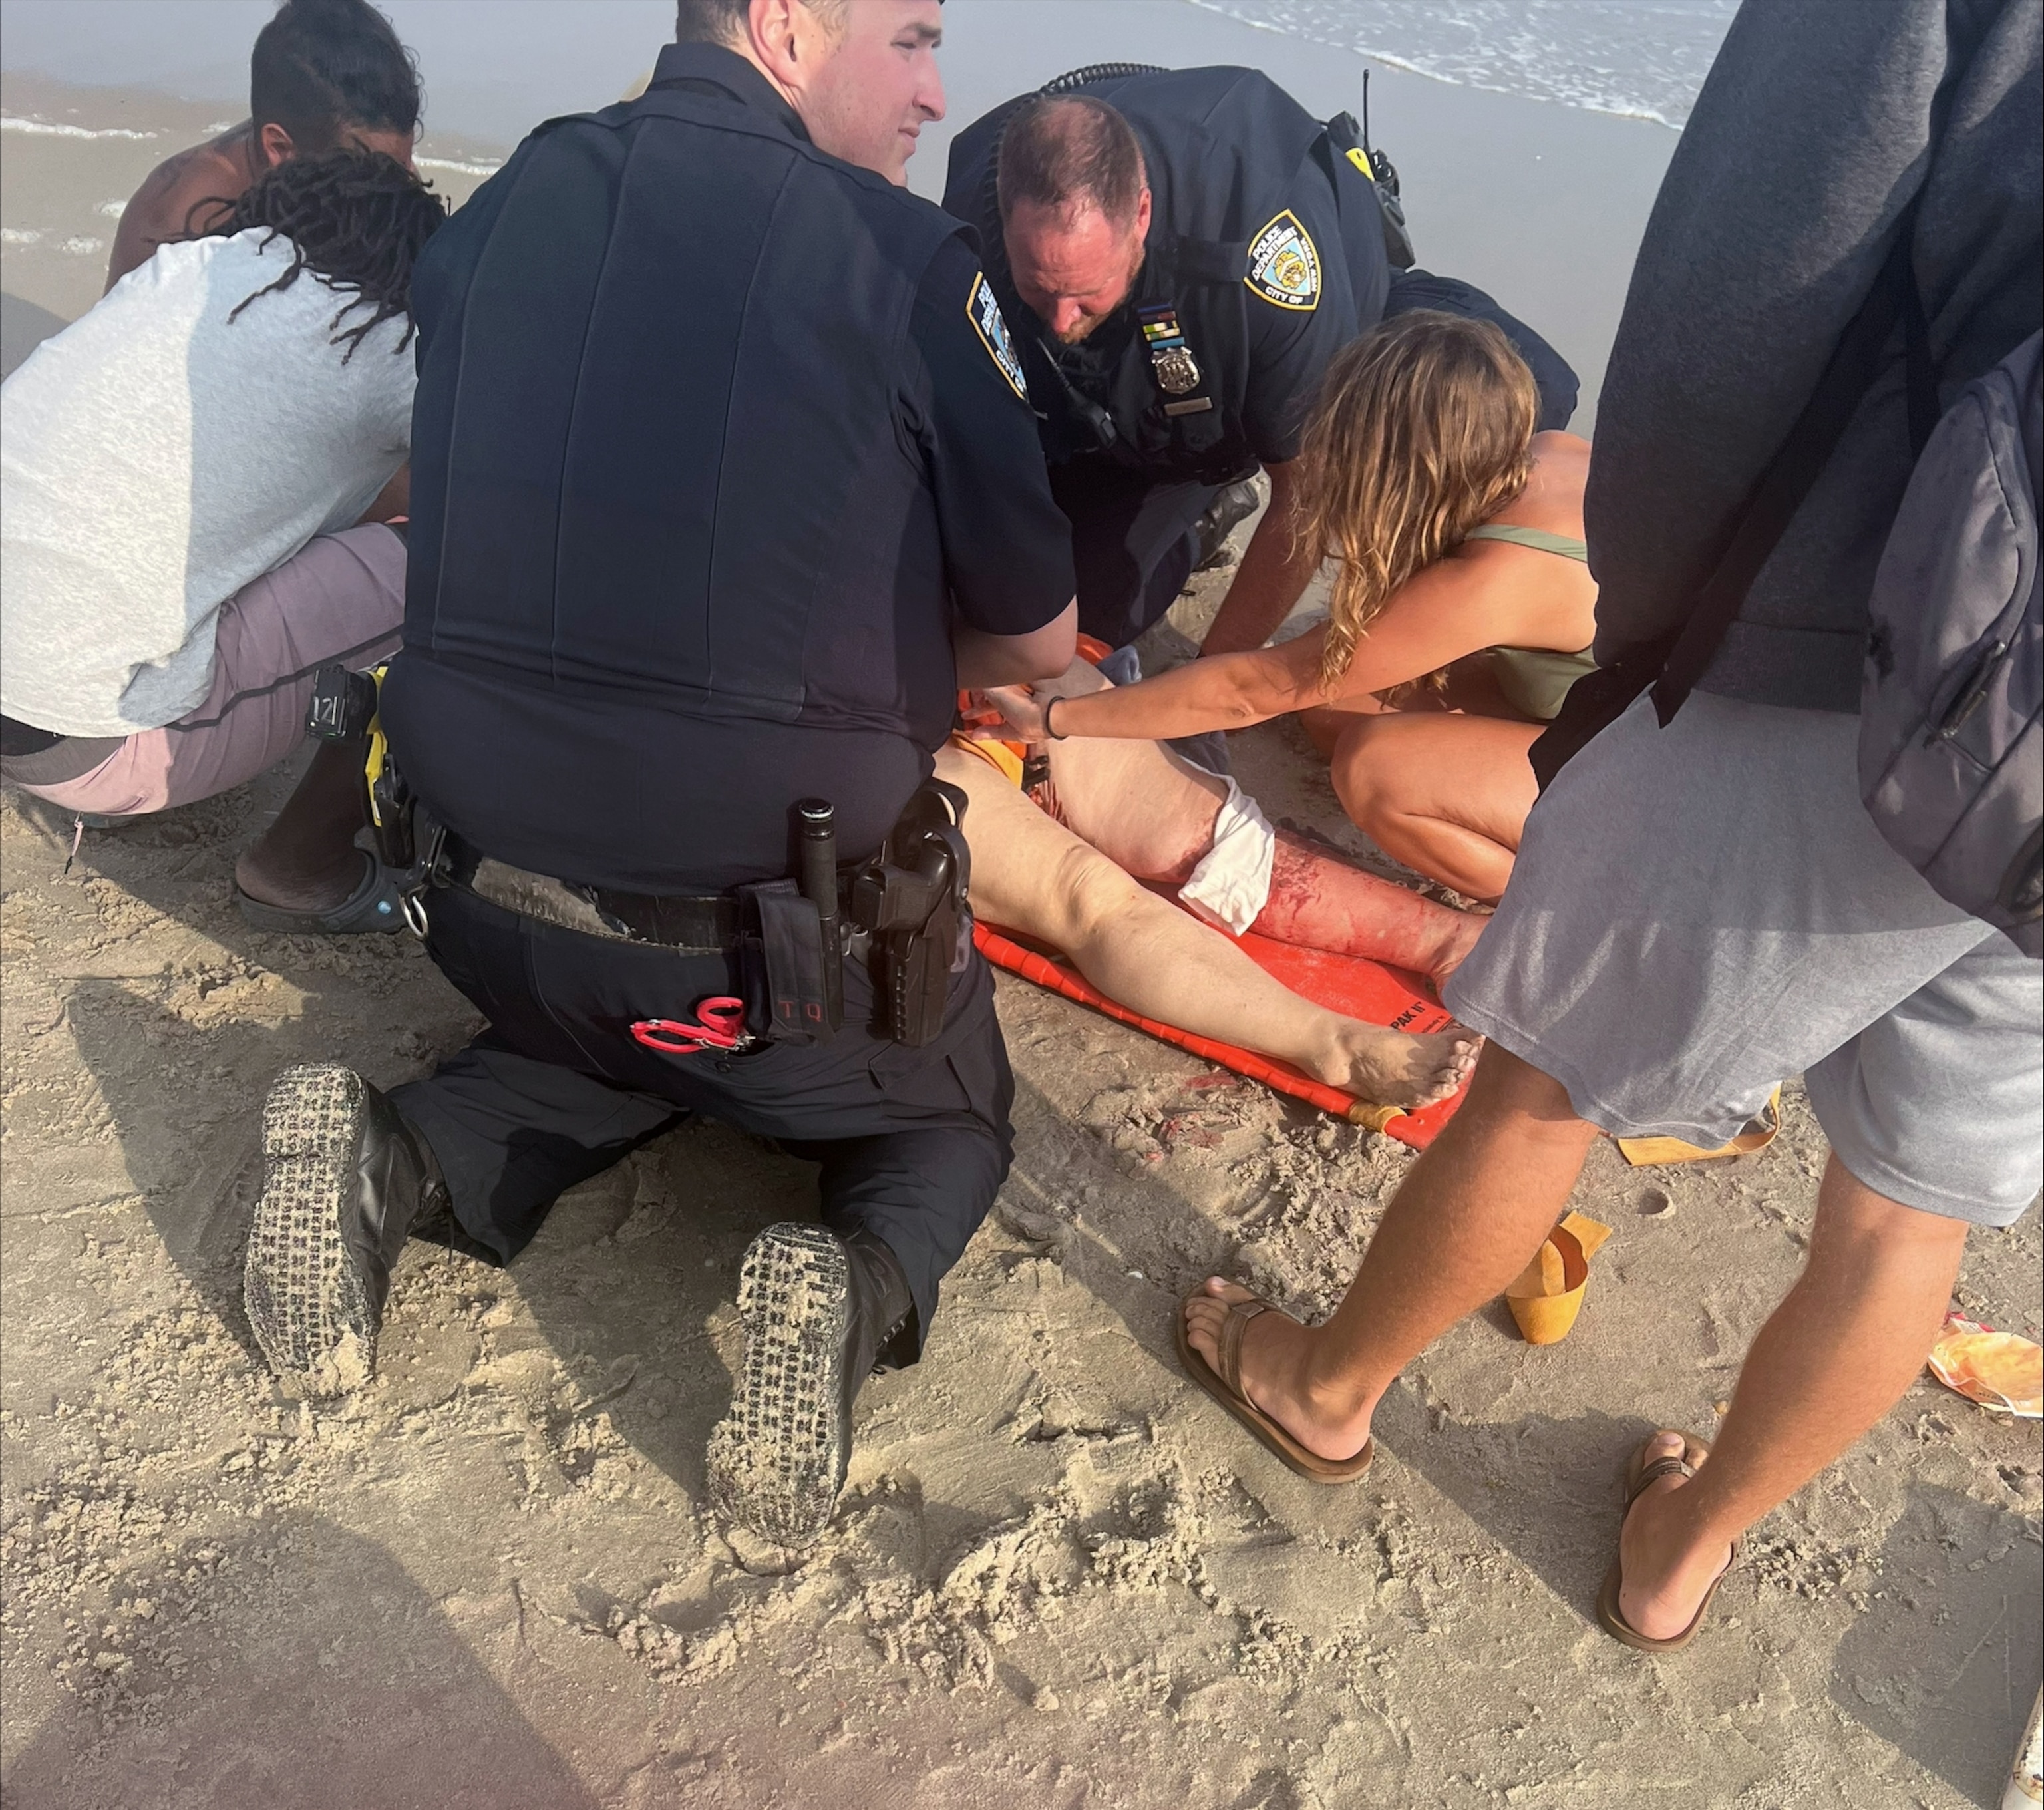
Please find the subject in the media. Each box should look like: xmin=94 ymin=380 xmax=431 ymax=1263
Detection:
xmin=361 ymin=664 xmax=393 ymax=826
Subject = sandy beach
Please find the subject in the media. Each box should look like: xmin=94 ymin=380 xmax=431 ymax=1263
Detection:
xmin=3 ymin=16 xmax=2040 ymax=1809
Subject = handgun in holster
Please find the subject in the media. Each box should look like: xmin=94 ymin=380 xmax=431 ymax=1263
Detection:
xmin=850 ymin=780 xmax=973 ymax=1049
xmin=307 ymin=661 xmax=416 ymax=869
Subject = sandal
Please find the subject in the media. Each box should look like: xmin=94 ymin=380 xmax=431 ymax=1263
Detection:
xmin=1595 ymin=1431 xmax=1739 ymax=1652
xmin=1616 ymin=1087 xmax=1782 ymax=1167
xmin=236 ymin=854 xmax=407 ymax=936
xmin=1174 ymin=1285 xmax=1373 ymax=1483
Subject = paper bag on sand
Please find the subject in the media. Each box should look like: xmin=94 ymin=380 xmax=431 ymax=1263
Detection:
xmin=1504 ymin=1212 xmax=1612 ymax=1346
xmin=1928 ymin=1315 xmax=2043 ymax=1419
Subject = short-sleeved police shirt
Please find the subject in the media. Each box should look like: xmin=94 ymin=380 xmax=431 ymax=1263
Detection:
xmin=384 ymin=44 xmax=1073 ymax=894
xmin=943 ymin=67 xmax=1381 ymax=486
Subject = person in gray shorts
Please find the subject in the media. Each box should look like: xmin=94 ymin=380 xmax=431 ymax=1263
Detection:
xmin=1178 ymin=0 xmax=2041 ymax=1652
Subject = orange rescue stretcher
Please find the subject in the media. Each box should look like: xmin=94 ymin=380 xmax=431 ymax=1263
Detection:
xmin=974 ymin=916 xmax=1468 ymax=1151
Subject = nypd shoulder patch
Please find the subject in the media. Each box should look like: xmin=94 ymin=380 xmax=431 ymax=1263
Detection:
xmin=1245 ymin=210 xmax=1321 ymax=312
xmin=967 ymin=272 xmax=1029 ymax=403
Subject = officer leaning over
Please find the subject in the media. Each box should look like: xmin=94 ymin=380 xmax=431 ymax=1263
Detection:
xmin=240 ymin=0 xmax=1077 ymax=1548
xmin=944 ymin=66 xmax=1579 ymax=659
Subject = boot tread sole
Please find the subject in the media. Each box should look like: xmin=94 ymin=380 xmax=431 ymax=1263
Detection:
xmin=706 ymin=1224 xmax=852 ymax=1548
xmin=242 ymin=1063 xmax=377 ymax=1396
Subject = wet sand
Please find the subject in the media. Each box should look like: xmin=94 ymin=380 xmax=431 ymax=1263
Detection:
xmin=3 ymin=33 xmax=2040 ymax=1810
xmin=8 ymin=0 xmax=1675 ymax=419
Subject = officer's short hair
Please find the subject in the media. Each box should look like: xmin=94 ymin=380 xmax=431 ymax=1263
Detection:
xmin=997 ymin=95 xmax=1146 ymax=228
xmin=675 ymin=0 xmax=848 ymax=44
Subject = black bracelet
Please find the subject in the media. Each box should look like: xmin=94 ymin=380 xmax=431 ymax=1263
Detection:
xmin=1042 ymin=694 xmax=1068 ymax=741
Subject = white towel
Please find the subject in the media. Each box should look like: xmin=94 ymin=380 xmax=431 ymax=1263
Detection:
xmin=1177 ymin=777 xmax=1276 ymax=936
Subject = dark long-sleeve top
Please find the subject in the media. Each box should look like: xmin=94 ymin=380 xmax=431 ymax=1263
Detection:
xmin=1584 ymin=0 xmax=2041 ymax=712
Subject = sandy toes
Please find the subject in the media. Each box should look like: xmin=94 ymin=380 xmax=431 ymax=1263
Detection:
xmin=1309 ymin=1021 xmax=1482 ymax=1109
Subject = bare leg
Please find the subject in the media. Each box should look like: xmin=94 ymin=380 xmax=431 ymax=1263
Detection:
xmin=1033 ymin=660 xmax=1230 ymax=880
xmin=1329 ymin=712 xmax=1542 ymax=902
xmin=1183 ymin=1045 xmax=1597 ymax=1459
xmin=1027 ymin=660 xmax=1485 ymax=982
xmin=1301 ymin=701 xmax=1387 ymax=756
xmin=234 ymin=737 xmax=371 ymax=914
xmin=1257 ymin=835 xmax=1486 ymax=982
xmin=939 ymin=747 xmax=1478 ymax=1109
xmin=1616 ymin=1159 xmax=1966 ymax=1638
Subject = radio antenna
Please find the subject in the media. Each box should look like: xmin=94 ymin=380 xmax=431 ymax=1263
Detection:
xmin=1362 ymin=67 xmax=1373 ymax=156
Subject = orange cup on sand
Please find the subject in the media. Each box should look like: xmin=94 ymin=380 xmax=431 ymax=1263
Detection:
xmin=1504 ymin=1211 xmax=1613 ymax=1345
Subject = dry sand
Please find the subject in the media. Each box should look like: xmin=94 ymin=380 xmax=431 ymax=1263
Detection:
xmin=3 ymin=64 xmax=2041 ymax=1810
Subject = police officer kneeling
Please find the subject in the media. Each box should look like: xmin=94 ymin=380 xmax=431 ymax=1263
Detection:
xmin=943 ymin=66 xmax=1578 ymax=657
xmin=240 ymin=0 xmax=1076 ymax=1547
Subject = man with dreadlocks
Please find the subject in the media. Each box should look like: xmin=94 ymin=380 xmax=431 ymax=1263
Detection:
xmin=106 ymin=0 xmax=421 ymax=293
xmin=1 ymin=150 xmax=445 ymax=931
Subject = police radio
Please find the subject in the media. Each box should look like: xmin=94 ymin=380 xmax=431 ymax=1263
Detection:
xmin=1327 ymin=69 xmax=1414 ymax=271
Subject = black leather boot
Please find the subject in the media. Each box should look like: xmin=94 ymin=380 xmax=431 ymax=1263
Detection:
xmin=242 ymin=1063 xmax=450 ymax=1397
xmin=1192 ymin=478 xmax=1262 ymax=571
xmin=707 ymin=1223 xmax=914 ymax=1548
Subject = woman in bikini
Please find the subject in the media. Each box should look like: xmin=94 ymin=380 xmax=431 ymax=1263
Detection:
xmin=983 ymin=310 xmax=1599 ymax=902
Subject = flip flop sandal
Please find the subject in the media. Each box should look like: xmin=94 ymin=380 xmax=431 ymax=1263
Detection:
xmin=1174 ymin=1285 xmax=1373 ymax=1483
xmin=1616 ymin=1087 xmax=1782 ymax=1167
xmin=1594 ymin=1430 xmax=1740 ymax=1652
xmin=236 ymin=854 xmax=407 ymax=935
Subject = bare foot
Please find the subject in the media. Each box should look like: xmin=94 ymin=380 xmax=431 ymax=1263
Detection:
xmin=1616 ymin=1431 xmax=1737 ymax=1640
xmin=1307 ymin=1020 xmax=1481 ymax=1109
xmin=1180 ymin=1279 xmax=1373 ymax=1463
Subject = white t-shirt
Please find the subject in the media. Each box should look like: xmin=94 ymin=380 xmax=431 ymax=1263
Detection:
xmin=1 ymin=229 xmax=415 ymax=737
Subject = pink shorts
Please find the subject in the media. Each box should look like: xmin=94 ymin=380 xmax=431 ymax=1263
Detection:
xmin=14 ymin=524 xmax=407 ymax=818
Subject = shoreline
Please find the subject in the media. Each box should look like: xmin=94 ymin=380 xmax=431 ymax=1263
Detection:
xmin=3 ymin=7 xmax=1675 ymax=426
xmin=1177 ymin=0 xmax=1692 ymax=132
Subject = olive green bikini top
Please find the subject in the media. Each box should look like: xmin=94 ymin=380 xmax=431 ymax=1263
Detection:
xmin=1464 ymin=523 xmax=1588 ymax=561
xmin=1462 ymin=523 xmax=1596 ymax=721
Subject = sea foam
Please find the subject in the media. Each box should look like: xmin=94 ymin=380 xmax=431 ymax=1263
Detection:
xmin=1183 ymin=0 xmax=1736 ymax=129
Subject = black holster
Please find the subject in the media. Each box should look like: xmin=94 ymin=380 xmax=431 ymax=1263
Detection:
xmin=850 ymin=780 xmax=973 ymax=1049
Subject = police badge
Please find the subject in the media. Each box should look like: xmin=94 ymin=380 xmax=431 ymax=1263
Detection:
xmin=1138 ymin=307 xmax=1202 ymax=395
xmin=1245 ymin=210 xmax=1321 ymax=311
xmin=966 ymin=272 xmax=1029 ymax=402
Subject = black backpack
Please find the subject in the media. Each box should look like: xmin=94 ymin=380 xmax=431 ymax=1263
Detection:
xmin=1858 ymin=330 xmax=2041 ymax=953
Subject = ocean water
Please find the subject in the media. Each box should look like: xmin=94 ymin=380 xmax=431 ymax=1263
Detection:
xmin=1188 ymin=0 xmax=1737 ymax=126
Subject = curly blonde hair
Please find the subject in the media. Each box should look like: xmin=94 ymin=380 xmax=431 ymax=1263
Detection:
xmin=1295 ymin=311 xmax=1540 ymax=693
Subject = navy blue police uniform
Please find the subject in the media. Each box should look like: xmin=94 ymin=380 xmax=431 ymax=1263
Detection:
xmin=377 ymin=40 xmax=1074 ymax=1360
xmin=943 ymin=64 xmax=1578 ymax=649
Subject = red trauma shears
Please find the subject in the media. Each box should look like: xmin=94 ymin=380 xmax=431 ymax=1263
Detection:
xmin=631 ymin=996 xmax=749 ymax=1055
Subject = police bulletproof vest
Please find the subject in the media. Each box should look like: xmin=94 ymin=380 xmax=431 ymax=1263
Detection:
xmin=945 ymin=65 xmax=1391 ymax=486
xmin=404 ymin=82 xmax=967 ymax=742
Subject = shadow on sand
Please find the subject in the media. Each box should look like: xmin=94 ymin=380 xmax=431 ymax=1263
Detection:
xmin=2 ymin=1515 xmax=603 ymax=1810
xmin=1829 ymin=1479 xmax=2043 ymax=1807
